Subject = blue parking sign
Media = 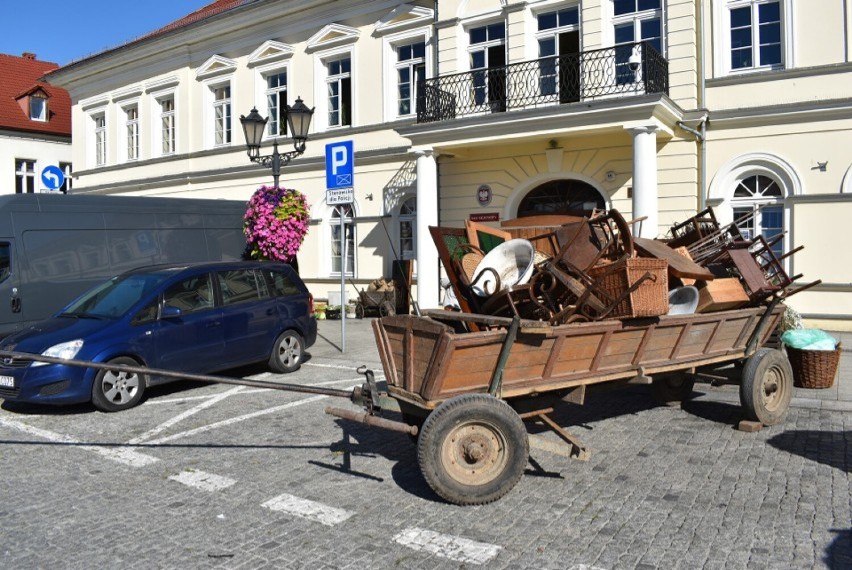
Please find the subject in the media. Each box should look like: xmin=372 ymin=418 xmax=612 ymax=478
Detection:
xmin=325 ymin=141 xmax=354 ymax=190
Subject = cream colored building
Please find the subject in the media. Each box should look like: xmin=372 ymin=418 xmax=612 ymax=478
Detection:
xmin=45 ymin=0 xmax=852 ymax=325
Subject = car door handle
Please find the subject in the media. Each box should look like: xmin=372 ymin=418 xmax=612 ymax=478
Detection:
xmin=10 ymin=288 xmax=20 ymax=314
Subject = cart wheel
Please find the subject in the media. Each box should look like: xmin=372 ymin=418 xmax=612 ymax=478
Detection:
xmin=379 ymin=301 xmax=396 ymax=317
xmin=740 ymin=348 xmax=793 ymax=426
xmin=417 ymin=394 xmax=528 ymax=505
xmin=651 ymin=374 xmax=695 ymax=407
xmin=355 ymin=303 xmax=365 ymax=319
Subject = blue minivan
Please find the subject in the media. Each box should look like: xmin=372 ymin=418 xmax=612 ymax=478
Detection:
xmin=0 ymin=261 xmax=316 ymax=412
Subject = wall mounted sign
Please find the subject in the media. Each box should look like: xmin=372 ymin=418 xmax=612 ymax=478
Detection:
xmin=469 ymin=212 xmax=499 ymax=222
xmin=476 ymin=184 xmax=492 ymax=207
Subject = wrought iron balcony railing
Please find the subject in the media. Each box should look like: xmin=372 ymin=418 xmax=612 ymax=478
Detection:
xmin=416 ymin=41 xmax=668 ymax=124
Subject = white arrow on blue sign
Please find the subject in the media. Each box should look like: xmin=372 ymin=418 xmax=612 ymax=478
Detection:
xmin=41 ymin=165 xmax=65 ymax=191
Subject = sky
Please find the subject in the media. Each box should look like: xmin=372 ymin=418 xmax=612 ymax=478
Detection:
xmin=0 ymin=1 xmax=212 ymax=65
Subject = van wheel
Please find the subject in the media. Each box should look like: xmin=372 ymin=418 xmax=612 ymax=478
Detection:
xmin=269 ymin=330 xmax=304 ymax=373
xmin=91 ymin=357 xmax=146 ymax=412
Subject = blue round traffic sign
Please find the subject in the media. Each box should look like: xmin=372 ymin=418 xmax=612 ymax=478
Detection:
xmin=41 ymin=165 xmax=65 ymax=191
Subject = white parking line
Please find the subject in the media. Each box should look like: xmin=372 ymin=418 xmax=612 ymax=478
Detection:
xmin=0 ymin=416 xmax=158 ymax=468
xmin=393 ymin=528 xmax=501 ymax=565
xmin=261 ymin=493 xmax=353 ymax=526
xmin=144 ymin=394 xmax=328 ymax=445
xmin=128 ymin=386 xmax=246 ymax=444
xmin=169 ymin=469 xmax=236 ymax=492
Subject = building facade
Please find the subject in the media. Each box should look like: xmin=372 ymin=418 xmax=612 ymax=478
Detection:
xmin=0 ymin=53 xmax=72 ymax=195
xmin=44 ymin=0 xmax=852 ymax=326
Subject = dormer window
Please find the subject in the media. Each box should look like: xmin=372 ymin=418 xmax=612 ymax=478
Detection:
xmin=30 ymin=94 xmax=47 ymax=121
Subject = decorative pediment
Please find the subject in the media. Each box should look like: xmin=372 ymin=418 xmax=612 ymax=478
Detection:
xmin=16 ymin=85 xmax=51 ymax=100
xmin=306 ymin=24 xmax=360 ymax=51
xmin=374 ymin=4 xmax=434 ymax=35
xmin=248 ymin=41 xmax=295 ymax=66
xmin=111 ymin=84 xmax=143 ymax=102
xmin=195 ymin=55 xmax=238 ymax=79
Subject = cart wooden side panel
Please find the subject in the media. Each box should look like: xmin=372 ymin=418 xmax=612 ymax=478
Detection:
xmin=374 ymin=305 xmax=783 ymax=409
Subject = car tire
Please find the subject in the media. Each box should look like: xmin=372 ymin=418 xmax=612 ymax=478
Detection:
xmin=269 ymin=330 xmax=304 ymax=373
xmin=90 ymin=356 xmax=146 ymax=412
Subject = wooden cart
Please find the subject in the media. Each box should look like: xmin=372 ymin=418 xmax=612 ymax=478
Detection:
xmin=327 ymin=301 xmax=791 ymax=505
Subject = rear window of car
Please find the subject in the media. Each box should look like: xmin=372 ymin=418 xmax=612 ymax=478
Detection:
xmin=265 ymin=269 xmax=302 ymax=297
xmin=217 ymin=269 xmax=268 ymax=306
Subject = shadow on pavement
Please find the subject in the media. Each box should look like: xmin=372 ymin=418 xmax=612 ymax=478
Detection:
xmin=766 ymin=429 xmax=851 ymax=473
xmin=824 ymin=528 xmax=852 ymax=570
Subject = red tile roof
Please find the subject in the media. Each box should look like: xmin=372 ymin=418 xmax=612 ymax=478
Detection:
xmin=141 ymin=0 xmax=251 ymax=39
xmin=0 ymin=53 xmax=71 ymax=136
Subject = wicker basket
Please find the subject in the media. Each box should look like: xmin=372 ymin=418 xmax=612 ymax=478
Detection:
xmin=785 ymin=343 xmax=841 ymax=389
xmin=588 ymin=257 xmax=669 ymax=318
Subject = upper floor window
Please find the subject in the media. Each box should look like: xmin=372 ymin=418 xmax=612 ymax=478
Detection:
xmin=212 ymin=85 xmax=231 ymax=145
xmin=398 ymin=197 xmax=417 ymax=260
xmin=468 ymin=22 xmax=506 ymax=109
xmin=15 ymin=159 xmax=36 ymax=193
xmin=125 ymin=105 xmax=139 ymax=161
xmin=396 ymin=41 xmax=426 ymax=117
xmin=613 ymin=0 xmax=663 ymax=85
xmin=536 ymin=5 xmax=581 ymax=103
xmin=730 ymin=0 xmax=782 ymax=70
xmin=327 ymin=57 xmax=352 ymax=127
xmin=160 ymin=97 xmax=175 ymax=155
xmin=330 ymin=204 xmax=355 ymax=276
xmin=29 ymin=94 xmax=47 ymax=121
xmin=266 ymin=71 xmax=288 ymax=137
xmin=94 ymin=114 xmax=107 ymax=166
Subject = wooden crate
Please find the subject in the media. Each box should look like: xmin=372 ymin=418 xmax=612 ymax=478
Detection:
xmin=697 ymin=278 xmax=749 ymax=313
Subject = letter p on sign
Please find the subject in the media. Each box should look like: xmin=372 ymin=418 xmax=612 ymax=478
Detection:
xmin=325 ymin=141 xmax=354 ymax=189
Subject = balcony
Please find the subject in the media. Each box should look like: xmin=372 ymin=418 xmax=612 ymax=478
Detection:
xmin=416 ymin=42 xmax=668 ymax=124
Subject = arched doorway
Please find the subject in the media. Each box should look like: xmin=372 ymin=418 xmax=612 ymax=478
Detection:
xmin=517 ymin=179 xmax=606 ymax=217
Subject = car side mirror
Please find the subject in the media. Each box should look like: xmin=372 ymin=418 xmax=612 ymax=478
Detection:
xmin=160 ymin=305 xmax=183 ymax=319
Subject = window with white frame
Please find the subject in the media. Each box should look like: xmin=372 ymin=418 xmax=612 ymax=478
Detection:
xmin=330 ymin=204 xmax=355 ymax=276
xmin=265 ymin=70 xmax=288 ymax=137
xmin=731 ymin=174 xmax=785 ymax=257
xmin=212 ymin=84 xmax=232 ymax=145
xmin=729 ymin=0 xmax=782 ymax=71
xmin=536 ymin=5 xmax=581 ymax=103
xmin=326 ymin=56 xmax=352 ymax=127
xmin=29 ymin=94 xmax=47 ymax=121
xmin=124 ymin=105 xmax=139 ymax=161
xmin=59 ymin=162 xmax=72 ymax=194
xmin=159 ymin=96 xmax=175 ymax=155
xmin=613 ymin=0 xmax=663 ymax=84
xmin=468 ymin=22 xmax=506 ymax=109
xmin=398 ymin=197 xmax=417 ymax=260
xmin=94 ymin=114 xmax=107 ymax=166
xmin=395 ymin=41 xmax=426 ymax=117
xmin=15 ymin=159 xmax=36 ymax=193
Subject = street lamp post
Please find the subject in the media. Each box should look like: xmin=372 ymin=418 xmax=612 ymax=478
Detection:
xmin=239 ymin=96 xmax=314 ymax=188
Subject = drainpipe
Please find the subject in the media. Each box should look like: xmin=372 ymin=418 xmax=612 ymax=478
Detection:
xmin=678 ymin=117 xmax=707 ymax=209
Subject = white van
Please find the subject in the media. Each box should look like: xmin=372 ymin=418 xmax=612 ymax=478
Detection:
xmin=0 ymin=194 xmax=246 ymax=337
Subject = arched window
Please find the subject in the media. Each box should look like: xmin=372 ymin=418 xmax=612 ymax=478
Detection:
xmin=517 ymin=179 xmax=605 ymax=217
xmin=330 ymin=204 xmax=355 ymax=276
xmin=398 ymin=197 xmax=417 ymax=260
xmin=731 ymin=174 xmax=784 ymax=256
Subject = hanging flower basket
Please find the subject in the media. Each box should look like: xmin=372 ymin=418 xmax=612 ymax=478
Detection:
xmin=243 ymin=185 xmax=310 ymax=263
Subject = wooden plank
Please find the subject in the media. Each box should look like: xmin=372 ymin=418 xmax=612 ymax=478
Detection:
xmin=589 ymin=330 xmax=613 ymax=371
xmin=634 ymin=236 xmax=715 ymax=280
xmin=631 ymin=324 xmax=655 ymax=366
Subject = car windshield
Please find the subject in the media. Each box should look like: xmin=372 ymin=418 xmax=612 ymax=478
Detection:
xmin=60 ymin=272 xmax=173 ymax=319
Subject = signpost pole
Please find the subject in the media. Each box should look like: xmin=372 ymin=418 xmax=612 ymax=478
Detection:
xmin=340 ymin=212 xmax=346 ymax=353
xmin=325 ymin=140 xmax=354 ymax=354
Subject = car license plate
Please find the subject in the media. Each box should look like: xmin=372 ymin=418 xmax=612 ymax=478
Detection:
xmin=0 ymin=375 xmax=14 ymax=388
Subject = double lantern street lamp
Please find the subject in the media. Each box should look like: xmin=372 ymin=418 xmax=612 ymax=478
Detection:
xmin=239 ymin=96 xmax=314 ymax=188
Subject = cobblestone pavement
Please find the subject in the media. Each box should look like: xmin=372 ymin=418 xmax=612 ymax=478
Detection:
xmin=0 ymin=318 xmax=849 ymax=569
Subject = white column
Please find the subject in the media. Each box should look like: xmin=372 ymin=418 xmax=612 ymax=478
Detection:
xmin=627 ymin=125 xmax=659 ymax=238
xmin=415 ymin=149 xmax=440 ymax=310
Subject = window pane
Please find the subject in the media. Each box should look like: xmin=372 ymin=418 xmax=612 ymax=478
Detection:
xmin=0 ymin=243 xmax=9 ymax=284
xmin=538 ymin=12 xmax=557 ymax=30
xmin=558 ymin=8 xmax=579 ymax=27
xmin=758 ymin=1 xmax=780 ymax=22
xmin=730 ymin=27 xmax=752 ymax=49
xmin=218 ymin=270 xmax=262 ymax=305
xmin=266 ymin=270 xmax=301 ymax=296
xmin=759 ymin=45 xmax=781 ymax=65
xmin=488 ymin=23 xmax=505 ymax=40
xmin=614 ymin=0 xmax=636 ymax=16
xmin=470 ymin=26 xmax=487 ymax=44
xmin=538 ymin=38 xmax=556 ymax=57
xmin=731 ymin=48 xmax=752 ymax=69
xmin=615 ymin=23 xmax=635 ymax=44
xmin=641 ymin=19 xmax=661 ymax=41
xmin=760 ymin=21 xmax=781 ymax=44
xmin=164 ymin=274 xmax=213 ymax=313
xmin=730 ymin=7 xmax=751 ymax=28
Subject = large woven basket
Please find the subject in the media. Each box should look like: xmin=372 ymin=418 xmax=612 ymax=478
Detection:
xmin=785 ymin=343 xmax=841 ymax=389
xmin=588 ymin=257 xmax=669 ymax=318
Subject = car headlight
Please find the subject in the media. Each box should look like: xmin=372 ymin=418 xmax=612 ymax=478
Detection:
xmin=32 ymin=339 xmax=85 ymax=367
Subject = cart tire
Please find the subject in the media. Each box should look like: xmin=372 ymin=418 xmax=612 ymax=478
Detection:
xmin=740 ymin=348 xmax=793 ymax=426
xmin=91 ymin=356 xmax=146 ymax=412
xmin=379 ymin=301 xmax=396 ymax=317
xmin=269 ymin=330 xmax=304 ymax=373
xmin=651 ymin=374 xmax=695 ymax=406
xmin=417 ymin=394 xmax=528 ymax=505
xmin=355 ymin=304 xmax=365 ymax=319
